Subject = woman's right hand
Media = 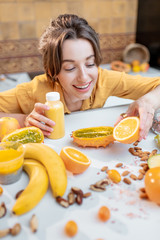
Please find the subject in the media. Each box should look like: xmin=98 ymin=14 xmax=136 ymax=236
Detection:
xmin=24 ymin=103 xmax=55 ymax=136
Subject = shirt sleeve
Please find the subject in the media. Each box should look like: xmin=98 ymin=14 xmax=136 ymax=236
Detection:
xmin=97 ymin=68 xmax=160 ymax=100
xmin=83 ymin=68 xmax=160 ymax=110
xmin=0 ymin=82 xmax=34 ymax=114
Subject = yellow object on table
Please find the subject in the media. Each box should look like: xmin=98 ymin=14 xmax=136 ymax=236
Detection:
xmin=0 ymin=142 xmax=24 ymax=184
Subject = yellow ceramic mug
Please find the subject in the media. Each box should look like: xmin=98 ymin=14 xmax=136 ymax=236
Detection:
xmin=0 ymin=142 xmax=25 ymax=184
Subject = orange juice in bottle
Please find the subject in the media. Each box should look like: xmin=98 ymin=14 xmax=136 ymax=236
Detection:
xmin=45 ymin=92 xmax=65 ymax=139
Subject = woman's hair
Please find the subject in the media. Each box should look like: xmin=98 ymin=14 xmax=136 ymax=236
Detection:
xmin=39 ymin=14 xmax=102 ymax=81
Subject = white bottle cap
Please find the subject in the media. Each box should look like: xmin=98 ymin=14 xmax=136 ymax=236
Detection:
xmin=46 ymin=92 xmax=60 ymax=101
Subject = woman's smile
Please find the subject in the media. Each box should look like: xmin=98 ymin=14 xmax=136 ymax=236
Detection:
xmin=73 ymin=80 xmax=93 ymax=92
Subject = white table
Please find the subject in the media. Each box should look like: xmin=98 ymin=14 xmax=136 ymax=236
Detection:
xmin=1 ymin=105 xmax=160 ymax=240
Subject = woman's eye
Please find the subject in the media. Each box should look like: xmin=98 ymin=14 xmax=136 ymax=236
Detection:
xmin=65 ymin=67 xmax=75 ymax=71
xmin=87 ymin=63 xmax=95 ymax=67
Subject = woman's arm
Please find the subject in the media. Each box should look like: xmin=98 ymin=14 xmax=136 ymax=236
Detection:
xmin=0 ymin=112 xmax=27 ymax=128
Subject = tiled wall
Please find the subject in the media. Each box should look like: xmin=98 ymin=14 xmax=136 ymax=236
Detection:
xmin=0 ymin=0 xmax=138 ymax=74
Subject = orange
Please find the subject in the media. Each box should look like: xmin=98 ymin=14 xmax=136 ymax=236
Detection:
xmin=0 ymin=117 xmax=20 ymax=141
xmin=113 ymin=117 xmax=140 ymax=144
xmin=144 ymin=167 xmax=160 ymax=204
xmin=64 ymin=220 xmax=78 ymax=237
xmin=60 ymin=146 xmax=91 ymax=174
xmin=98 ymin=206 xmax=111 ymax=222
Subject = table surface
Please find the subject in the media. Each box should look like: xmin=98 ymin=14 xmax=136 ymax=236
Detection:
xmin=1 ymin=105 xmax=160 ymax=240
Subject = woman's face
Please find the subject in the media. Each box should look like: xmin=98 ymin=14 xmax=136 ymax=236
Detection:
xmin=57 ymin=38 xmax=98 ymax=103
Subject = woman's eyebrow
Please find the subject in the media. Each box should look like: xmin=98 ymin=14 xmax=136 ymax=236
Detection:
xmin=62 ymin=55 xmax=95 ymax=63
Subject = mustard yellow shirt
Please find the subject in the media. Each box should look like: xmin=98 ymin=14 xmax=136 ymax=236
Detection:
xmin=0 ymin=67 xmax=160 ymax=114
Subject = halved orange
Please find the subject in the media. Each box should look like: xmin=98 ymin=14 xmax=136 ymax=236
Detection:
xmin=60 ymin=146 xmax=91 ymax=174
xmin=113 ymin=117 xmax=140 ymax=144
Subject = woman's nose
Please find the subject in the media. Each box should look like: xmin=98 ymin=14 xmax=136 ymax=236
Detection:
xmin=77 ymin=67 xmax=88 ymax=82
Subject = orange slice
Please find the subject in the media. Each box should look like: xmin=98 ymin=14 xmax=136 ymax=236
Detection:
xmin=113 ymin=117 xmax=140 ymax=144
xmin=60 ymin=146 xmax=91 ymax=174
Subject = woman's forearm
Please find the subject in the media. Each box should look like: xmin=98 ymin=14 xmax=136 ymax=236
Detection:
xmin=0 ymin=112 xmax=27 ymax=127
xmin=140 ymin=85 xmax=160 ymax=110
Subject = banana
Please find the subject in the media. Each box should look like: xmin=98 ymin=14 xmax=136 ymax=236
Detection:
xmin=24 ymin=143 xmax=67 ymax=198
xmin=12 ymin=159 xmax=49 ymax=215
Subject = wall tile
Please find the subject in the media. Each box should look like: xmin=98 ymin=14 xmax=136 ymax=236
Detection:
xmin=1 ymin=22 xmax=19 ymax=40
xmin=19 ymin=22 xmax=36 ymax=39
xmin=36 ymin=20 xmax=50 ymax=38
xmin=17 ymin=3 xmax=35 ymax=21
xmin=111 ymin=17 xmax=126 ymax=33
xmin=126 ymin=0 xmax=138 ymax=18
xmin=112 ymin=0 xmax=127 ymax=18
xmin=35 ymin=2 xmax=52 ymax=20
xmin=98 ymin=0 xmax=112 ymax=18
xmin=67 ymin=1 xmax=83 ymax=16
xmin=51 ymin=2 xmax=68 ymax=19
xmin=126 ymin=17 xmax=137 ymax=33
xmin=98 ymin=18 xmax=112 ymax=34
xmin=0 ymin=3 xmax=18 ymax=22
xmin=83 ymin=0 xmax=99 ymax=20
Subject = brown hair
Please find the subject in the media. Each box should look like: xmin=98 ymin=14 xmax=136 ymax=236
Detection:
xmin=39 ymin=14 xmax=102 ymax=82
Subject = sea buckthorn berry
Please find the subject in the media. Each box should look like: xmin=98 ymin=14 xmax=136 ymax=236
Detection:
xmin=64 ymin=220 xmax=78 ymax=237
xmin=0 ymin=186 xmax=3 ymax=196
xmin=107 ymin=169 xmax=121 ymax=183
xmin=98 ymin=206 xmax=111 ymax=222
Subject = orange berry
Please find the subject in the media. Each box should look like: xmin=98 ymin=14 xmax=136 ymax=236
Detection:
xmin=108 ymin=169 xmax=121 ymax=183
xmin=0 ymin=186 xmax=3 ymax=195
xmin=65 ymin=220 xmax=78 ymax=237
xmin=98 ymin=206 xmax=111 ymax=222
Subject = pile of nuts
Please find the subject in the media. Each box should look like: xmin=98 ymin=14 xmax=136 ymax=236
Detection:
xmin=56 ymin=187 xmax=91 ymax=208
xmin=0 ymin=188 xmax=38 ymax=238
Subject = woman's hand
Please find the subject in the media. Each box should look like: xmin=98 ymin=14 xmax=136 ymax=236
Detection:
xmin=115 ymin=98 xmax=155 ymax=141
xmin=126 ymin=99 xmax=154 ymax=141
xmin=24 ymin=103 xmax=55 ymax=136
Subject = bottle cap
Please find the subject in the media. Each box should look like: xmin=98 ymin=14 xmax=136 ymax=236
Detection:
xmin=46 ymin=92 xmax=60 ymax=101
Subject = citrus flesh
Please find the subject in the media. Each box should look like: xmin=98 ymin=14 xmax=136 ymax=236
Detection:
xmin=113 ymin=117 xmax=140 ymax=144
xmin=60 ymin=146 xmax=91 ymax=174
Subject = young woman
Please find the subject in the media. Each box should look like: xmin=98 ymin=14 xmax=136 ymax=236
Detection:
xmin=0 ymin=14 xmax=160 ymax=141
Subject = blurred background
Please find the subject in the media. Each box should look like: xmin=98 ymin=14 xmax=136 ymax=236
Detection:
xmin=0 ymin=0 xmax=159 ymax=76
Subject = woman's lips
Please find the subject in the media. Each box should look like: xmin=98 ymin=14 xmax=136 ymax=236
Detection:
xmin=73 ymin=81 xmax=92 ymax=92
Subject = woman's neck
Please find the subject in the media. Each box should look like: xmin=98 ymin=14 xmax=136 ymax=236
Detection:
xmin=63 ymin=92 xmax=82 ymax=112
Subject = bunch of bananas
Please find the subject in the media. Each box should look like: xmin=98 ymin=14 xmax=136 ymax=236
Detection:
xmin=12 ymin=143 xmax=67 ymax=215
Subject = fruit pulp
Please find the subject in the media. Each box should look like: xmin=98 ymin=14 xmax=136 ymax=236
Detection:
xmin=45 ymin=100 xmax=65 ymax=139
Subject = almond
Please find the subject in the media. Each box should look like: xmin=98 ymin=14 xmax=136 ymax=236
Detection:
xmin=30 ymin=214 xmax=38 ymax=233
xmin=123 ymin=178 xmax=131 ymax=185
xmin=10 ymin=223 xmax=21 ymax=236
xmin=121 ymin=170 xmax=130 ymax=176
xmin=115 ymin=163 xmax=123 ymax=168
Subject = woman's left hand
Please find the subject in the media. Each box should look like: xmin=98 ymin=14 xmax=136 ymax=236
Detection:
xmin=116 ymin=98 xmax=155 ymax=141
